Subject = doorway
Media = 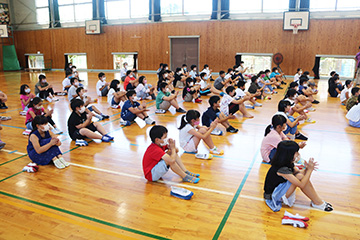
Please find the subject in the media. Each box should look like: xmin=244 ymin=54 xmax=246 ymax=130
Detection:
xmin=170 ymin=37 xmax=199 ymax=71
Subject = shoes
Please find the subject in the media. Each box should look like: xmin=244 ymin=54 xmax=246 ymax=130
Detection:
xmin=101 ymin=135 xmax=113 ymax=142
xmin=20 ymin=111 xmax=27 ymax=116
xmin=312 ymin=100 xmax=320 ymax=104
xmin=0 ymin=140 xmax=6 ymax=150
xmin=120 ymin=119 xmax=131 ymax=126
xmin=0 ymin=103 xmax=8 ymax=109
xmin=226 ymin=126 xmax=238 ymax=133
xmin=245 ymin=104 xmax=255 ymax=109
xmin=101 ymin=114 xmax=109 ymax=119
xmin=195 ymin=98 xmax=202 ymax=103
xmin=264 ymin=96 xmax=271 ymax=100
xmin=58 ymin=157 xmax=70 ymax=167
xmin=182 ymin=174 xmax=200 ymax=184
xmin=211 ymin=129 xmax=223 ymax=136
xmin=0 ymin=116 xmax=11 ymax=120
xmin=284 ymin=211 xmax=309 ymax=221
xmin=281 ymin=81 xmax=286 ymax=85
xmin=281 ymin=217 xmax=308 ymax=228
xmin=53 ymin=159 xmax=65 ymax=169
xmin=176 ymin=108 xmax=186 ymax=113
xmin=104 ymin=134 xmax=114 ymax=141
xmin=155 ymin=109 xmax=166 ymax=114
xmin=170 ymin=186 xmax=194 ymax=200
xmin=210 ymin=146 xmax=224 ymax=155
xmin=195 ymin=153 xmax=213 ymax=160
xmin=22 ymin=162 xmax=39 ymax=172
xmin=75 ymin=139 xmax=88 ymax=146
xmin=52 ymin=98 xmax=59 ymax=102
xmin=311 ymin=201 xmax=333 ymax=211
xmin=46 ymin=97 xmax=53 ymax=102
xmin=22 ymin=129 xmax=31 ymax=135
xmin=254 ymin=102 xmax=262 ymax=107
xmin=145 ymin=117 xmax=155 ymax=125
xmin=305 ymin=118 xmax=316 ymax=123
xmin=111 ymin=105 xmax=120 ymax=109
xmin=273 ymin=91 xmax=278 ymax=94
xmin=295 ymin=132 xmax=308 ymax=140
xmin=277 ymin=86 xmax=283 ymax=89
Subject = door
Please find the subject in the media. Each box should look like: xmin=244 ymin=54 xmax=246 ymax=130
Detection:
xmin=170 ymin=37 xmax=199 ymax=70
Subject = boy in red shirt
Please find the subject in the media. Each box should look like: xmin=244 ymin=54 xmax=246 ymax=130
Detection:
xmin=143 ymin=125 xmax=199 ymax=183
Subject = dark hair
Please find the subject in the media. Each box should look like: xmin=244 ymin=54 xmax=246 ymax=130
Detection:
xmin=65 ymin=69 xmax=73 ymax=77
xmin=126 ymin=90 xmax=136 ymax=99
xmin=150 ymin=125 xmax=168 ymax=143
xmin=237 ymin=80 xmax=245 ymax=88
xmin=162 ymin=64 xmax=168 ymax=69
xmin=31 ymin=115 xmax=49 ymax=134
xmin=110 ymin=79 xmax=120 ymax=91
xmin=138 ymin=76 xmax=145 ymax=84
xmin=303 ymin=71 xmax=309 ymax=75
xmin=333 ymin=74 xmax=339 ymax=80
xmin=71 ymin=65 xmax=76 ymax=69
xmin=285 ymin=89 xmax=297 ymax=99
xmin=204 ymin=64 xmax=209 ymax=69
xmin=70 ymin=99 xmax=84 ymax=111
xmin=182 ymin=64 xmax=187 ymax=67
xmin=176 ymin=67 xmax=181 ymax=73
xmin=265 ymin=69 xmax=271 ymax=74
xmin=159 ymin=63 xmax=163 ymax=67
xmin=225 ymin=86 xmax=235 ymax=95
xmin=278 ymin=100 xmax=291 ymax=112
xmin=227 ymin=68 xmax=233 ymax=73
xmin=251 ymin=75 xmax=258 ymax=83
xmin=28 ymin=97 xmax=42 ymax=109
xmin=178 ymin=110 xmax=200 ymax=130
xmin=159 ymin=82 xmax=168 ymax=91
xmin=98 ymin=72 xmax=105 ymax=79
xmin=126 ymin=70 xmax=132 ymax=76
xmin=190 ymin=65 xmax=196 ymax=70
xmin=257 ymin=71 xmax=265 ymax=77
xmin=289 ymin=82 xmax=298 ymax=89
xmin=39 ymin=74 xmax=46 ymax=81
xmin=209 ymin=95 xmax=220 ymax=107
xmin=200 ymin=72 xmax=206 ymax=79
xmin=345 ymin=80 xmax=352 ymax=87
xmin=297 ymin=68 xmax=301 ymax=72
xmin=272 ymin=67 xmax=278 ymax=72
xmin=76 ymin=87 xmax=84 ymax=95
xmin=20 ymin=84 xmax=30 ymax=95
xmin=299 ymin=77 xmax=308 ymax=86
xmin=70 ymin=77 xmax=78 ymax=85
xmin=330 ymin=71 xmax=336 ymax=76
xmin=265 ymin=115 xmax=287 ymax=136
xmin=271 ymin=140 xmax=299 ymax=168
xmin=219 ymin=70 xmax=225 ymax=75
xmin=351 ymin=87 xmax=360 ymax=96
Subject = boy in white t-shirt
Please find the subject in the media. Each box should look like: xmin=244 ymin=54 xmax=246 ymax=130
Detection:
xmin=340 ymin=80 xmax=353 ymax=105
xmin=199 ymin=72 xmax=211 ymax=96
xmin=120 ymin=62 xmax=128 ymax=82
xmin=96 ymin=72 xmax=109 ymax=97
xmin=62 ymin=69 xmax=73 ymax=93
xmin=220 ymin=86 xmax=253 ymax=118
xmin=236 ymin=81 xmax=262 ymax=108
xmin=200 ymin=64 xmax=213 ymax=81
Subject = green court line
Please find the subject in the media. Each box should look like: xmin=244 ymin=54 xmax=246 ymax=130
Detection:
xmin=212 ymin=149 xmax=260 ymax=240
xmin=0 ymin=154 xmax=28 ymax=167
xmin=0 ymin=190 xmax=170 ymax=240
xmin=0 ymin=171 xmax=23 ymax=183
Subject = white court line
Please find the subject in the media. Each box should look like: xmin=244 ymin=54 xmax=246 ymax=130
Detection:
xmin=70 ymin=162 xmax=360 ymax=219
xmin=1 ymin=149 xmax=27 ymax=155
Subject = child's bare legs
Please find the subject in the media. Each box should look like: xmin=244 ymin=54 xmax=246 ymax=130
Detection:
xmin=91 ymin=105 xmax=102 ymax=115
xmin=239 ymin=103 xmax=254 ymax=118
xmin=285 ymin=173 xmax=323 ymax=205
xmin=195 ymin=127 xmax=215 ymax=149
xmin=210 ymin=85 xmax=222 ymax=95
xmin=170 ymin=99 xmax=180 ymax=109
xmin=137 ymin=106 xmax=148 ymax=119
xmin=79 ymin=128 xmax=103 ymax=139
xmin=218 ymin=112 xmax=230 ymax=128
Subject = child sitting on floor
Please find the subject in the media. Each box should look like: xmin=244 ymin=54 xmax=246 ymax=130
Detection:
xmin=156 ymin=82 xmax=186 ymax=114
xmin=143 ymin=125 xmax=200 ymax=184
xmin=346 ymin=95 xmax=360 ymax=127
xmin=75 ymin=87 xmax=109 ymax=120
xmin=340 ymin=80 xmax=353 ymax=105
xmin=135 ymin=76 xmax=156 ymax=100
xmin=220 ymin=86 xmax=253 ymax=119
xmin=0 ymin=119 xmax=5 ymax=150
xmin=67 ymin=99 xmax=114 ymax=146
xmin=120 ymin=90 xmax=155 ymax=126
xmin=178 ymin=110 xmax=223 ymax=156
xmin=236 ymin=81 xmax=262 ymax=108
xmin=107 ymin=79 xmax=127 ymax=109
xmin=346 ymin=87 xmax=360 ymax=111
xmin=263 ymin=140 xmax=333 ymax=212
xmin=35 ymin=74 xmax=58 ymax=102
xmin=20 ymin=84 xmax=36 ymax=115
xmin=202 ymin=96 xmax=238 ymax=134
xmin=182 ymin=77 xmax=202 ymax=103
xmin=96 ymin=72 xmax=109 ymax=97
xmin=199 ymin=72 xmax=212 ymax=96
xmin=27 ymin=115 xmax=69 ymax=169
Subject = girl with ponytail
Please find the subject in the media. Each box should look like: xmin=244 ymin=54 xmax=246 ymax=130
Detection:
xmin=178 ymin=110 xmax=223 ymax=157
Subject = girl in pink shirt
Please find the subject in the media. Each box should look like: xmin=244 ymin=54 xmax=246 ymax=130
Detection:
xmin=20 ymin=84 xmax=35 ymax=115
xmin=261 ymin=115 xmax=306 ymax=163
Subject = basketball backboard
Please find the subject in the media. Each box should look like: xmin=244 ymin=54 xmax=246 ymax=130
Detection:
xmin=85 ymin=20 xmax=101 ymax=35
xmin=283 ymin=11 xmax=310 ymax=32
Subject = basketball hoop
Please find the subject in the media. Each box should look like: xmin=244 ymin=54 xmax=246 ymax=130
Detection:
xmin=291 ymin=24 xmax=300 ymax=34
xmin=91 ymin=30 xmax=94 ymax=33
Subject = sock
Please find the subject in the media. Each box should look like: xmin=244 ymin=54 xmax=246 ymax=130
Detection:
xmin=185 ymin=170 xmax=200 ymax=177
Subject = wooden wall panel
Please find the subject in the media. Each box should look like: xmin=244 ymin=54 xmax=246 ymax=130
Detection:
xmin=12 ymin=18 xmax=360 ymax=75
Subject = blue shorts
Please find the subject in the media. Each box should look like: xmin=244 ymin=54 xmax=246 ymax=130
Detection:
xmin=265 ymin=181 xmax=293 ymax=212
xmin=111 ymin=96 xmax=118 ymax=106
xmin=349 ymin=119 xmax=360 ymax=128
xmin=122 ymin=111 xmax=136 ymax=122
xmin=151 ymin=160 xmax=169 ymax=181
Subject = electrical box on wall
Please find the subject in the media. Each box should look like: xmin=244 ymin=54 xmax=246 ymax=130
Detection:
xmin=85 ymin=20 xmax=101 ymax=35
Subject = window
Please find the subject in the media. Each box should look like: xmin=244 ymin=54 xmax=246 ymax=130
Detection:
xmin=112 ymin=53 xmax=137 ymax=70
xmin=262 ymin=0 xmax=289 ymax=13
xmin=336 ymin=0 xmax=360 ymax=11
xmin=230 ymin=0 xmax=288 ymax=14
xmin=26 ymin=54 xmax=45 ymax=69
xmin=105 ymin=0 xmax=149 ymax=20
xmin=35 ymin=0 xmax=50 ymax=24
xmin=239 ymin=54 xmax=273 ymax=75
xmin=319 ymin=56 xmax=355 ymax=78
xmin=66 ymin=54 xmax=88 ymax=69
xmin=161 ymin=0 xmax=212 ymax=16
xmin=310 ymin=0 xmax=336 ymax=11
xmin=58 ymin=0 xmax=92 ymax=23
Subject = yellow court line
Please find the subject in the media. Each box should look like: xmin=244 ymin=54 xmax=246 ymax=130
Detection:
xmin=0 ymin=197 xmax=145 ymax=240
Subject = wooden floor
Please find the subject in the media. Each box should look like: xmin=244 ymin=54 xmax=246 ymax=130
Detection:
xmin=0 ymin=71 xmax=359 ymax=240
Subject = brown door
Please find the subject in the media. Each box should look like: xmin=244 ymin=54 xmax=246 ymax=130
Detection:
xmin=170 ymin=38 xmax=199 ymax=70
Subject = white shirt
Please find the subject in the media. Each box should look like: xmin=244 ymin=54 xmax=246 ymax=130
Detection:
xmin=200 ymin=79 xmax=208 ymax=90
xmin=68 ymin=85 xmax=77 ymax=101
xmin=340 ymin=87 xmax=351 ymax=102
xmin=107 ymin=88 xmax=115 ymax=106
xmin=189 ymin=70 xmax=197 ymax=79
xmin=201 ymin=68 xmax=211 ymax=79
xmin=346 ymin=103 xmax=360 ymax=122
xmin=294 ymin=73 xmax=301 ymax=82
xmin=179 ymin=124 xmax=196 ymax=148
xmin=120 ymin=67 xmax=127 ymax=77
xmin=235 ymin=88 xmax=246 ymax=98
xmin=96 ymin=80 xmax=106 ymax=96
xmin=62 ymin=78 xmax=71 ymax=89
xmin=224 ymin=73 xmax=232 ymax=80
xmin=220 ymin=94 xmax=234 ymax=116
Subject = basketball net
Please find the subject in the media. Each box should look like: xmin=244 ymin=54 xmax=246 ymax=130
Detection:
xmin=291 ymin=24 xmax=300 ymax=34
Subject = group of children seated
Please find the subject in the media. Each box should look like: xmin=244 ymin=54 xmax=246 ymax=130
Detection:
xmin=0 ymin=62 xmax=342 ymax=213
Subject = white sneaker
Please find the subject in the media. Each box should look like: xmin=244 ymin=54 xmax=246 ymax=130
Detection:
xmin=307 ymin=107 xmax=316 ymax=111
xmin=211 ymin=129 xmax=223 ymax=136
xmin=46 ymin=97 xmax=53 ymax=102
xmin=22 ymin=129 xmax=31 ymax=135
xmin=305 ymin=118 xmax=316 ymax=123
xmin=144 ymin=117 xmax=155 ymax=125
xmin=155 ymin=109 xmax=166 ymax=114
xmin=53 ymin=159 xmax=65 ymax=169
xmin=254 ymin=102 xmax=262 ymax=107
xmin=58 ymin=157 xmax=70 ymax=167
xmin=195 ymin=153 xmax=213 ymax=160
xmin=146 ymin=96 xmax=152 ymax=100
xmin=111 ymin=105 xmax=120 ymax=109
xmin=210 ymin=147 xmax=224 ymax=155
xmin=20 ymin=111 xmax=27 ymax=116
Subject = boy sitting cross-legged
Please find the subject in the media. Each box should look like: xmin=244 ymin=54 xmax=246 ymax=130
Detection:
xmin=142 ymin=125 xmax=200 ymax=183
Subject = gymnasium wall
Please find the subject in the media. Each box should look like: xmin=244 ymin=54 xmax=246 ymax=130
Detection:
xmin=12 ymin=18 xmax=360 ymax=74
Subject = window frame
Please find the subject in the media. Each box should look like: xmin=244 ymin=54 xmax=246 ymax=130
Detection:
xmin=58 ymin=0 xmax=93 ymax=23
xmin=317 ymin=54 xmax=356 ymax=79
xmin=236 ymin=53 xmax=273 ymax=75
